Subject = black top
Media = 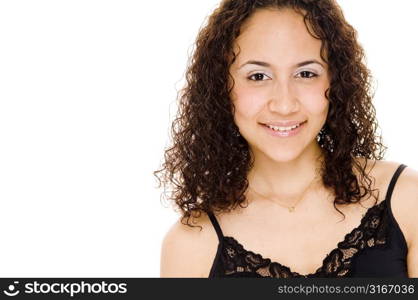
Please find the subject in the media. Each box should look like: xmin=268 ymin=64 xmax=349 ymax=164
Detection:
xmin=207 ymin=164 xmax=408 ymax=278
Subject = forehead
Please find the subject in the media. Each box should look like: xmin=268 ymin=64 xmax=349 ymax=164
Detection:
xmin=233 ymin=8 xmax=324 ymax=67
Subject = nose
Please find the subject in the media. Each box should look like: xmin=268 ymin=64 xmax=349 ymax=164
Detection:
xmin=267 ymin=80 xmax=299 ymax=114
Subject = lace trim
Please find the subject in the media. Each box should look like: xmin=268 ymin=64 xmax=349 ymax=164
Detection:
xmin=217 ymin=200 xmax=389 ymax=278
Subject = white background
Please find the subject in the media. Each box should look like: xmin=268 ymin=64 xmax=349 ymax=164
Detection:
xmin=0 ymin=0 xmax=416 ymax=277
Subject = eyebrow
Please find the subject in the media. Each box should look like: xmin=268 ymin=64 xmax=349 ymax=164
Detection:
xmin=238 ymin=59 xmax=325 ymax=69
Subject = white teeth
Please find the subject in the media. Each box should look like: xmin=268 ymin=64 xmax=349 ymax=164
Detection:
xmin=266 ymin=123 xmax=301 ymax=132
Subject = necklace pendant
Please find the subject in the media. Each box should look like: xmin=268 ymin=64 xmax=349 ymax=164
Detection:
xmin=288 ymin=206 xmax=295 ymax=212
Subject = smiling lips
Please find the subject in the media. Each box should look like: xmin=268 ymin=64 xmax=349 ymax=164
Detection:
xmin=262 ymin=120 xmax=307 ymax=132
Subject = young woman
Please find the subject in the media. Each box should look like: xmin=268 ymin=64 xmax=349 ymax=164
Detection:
xmin=156 ymin=0 xmax=418 ymax=277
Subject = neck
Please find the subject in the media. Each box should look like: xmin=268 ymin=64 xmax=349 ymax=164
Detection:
xmin=247 ymin=141 xmax=325 ymax=204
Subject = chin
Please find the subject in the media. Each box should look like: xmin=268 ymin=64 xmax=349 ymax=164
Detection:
xmin=263 ymin=148 xmax=303 ymax=163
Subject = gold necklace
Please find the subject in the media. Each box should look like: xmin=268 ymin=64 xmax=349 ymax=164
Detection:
xmin=248 ymin=173 xmax=320 ymax=213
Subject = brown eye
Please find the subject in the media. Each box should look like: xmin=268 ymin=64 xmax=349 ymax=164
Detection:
xmin=248 ymin=73 xmax=268 ymax=81
xmin=298 ymin=71 xmax=317 ymax=79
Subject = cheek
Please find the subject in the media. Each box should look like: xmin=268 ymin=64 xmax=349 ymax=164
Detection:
xmin=294 ymin=83 xmax=329 ymax=115
xmin=232 ymin=85 xmax=266 ymax=120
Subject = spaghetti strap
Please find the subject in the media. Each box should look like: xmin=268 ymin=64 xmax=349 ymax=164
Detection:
xmin=385 ymin=164 xmax=407 ymax=204
xmin=382 ymin=163 xmax=409 ymax=255
xmin=207 ymin=211 xmax=224 ymax=243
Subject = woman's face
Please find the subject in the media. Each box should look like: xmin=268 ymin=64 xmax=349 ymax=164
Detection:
xmin=229 ymin=8 xmax=330 ymax=163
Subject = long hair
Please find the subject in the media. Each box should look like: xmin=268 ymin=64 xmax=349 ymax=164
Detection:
xmin=154 ymin=0 xmax=387 ymax=227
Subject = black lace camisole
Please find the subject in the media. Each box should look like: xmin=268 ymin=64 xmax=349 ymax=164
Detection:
xmin=207 ymin=164 xmax=408 ymax=278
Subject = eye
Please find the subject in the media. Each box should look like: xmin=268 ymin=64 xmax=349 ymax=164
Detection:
xmin=296 ymin=71 xmax=318 ymax=79
xmin=248 ymin=73 xmax=270 ymax=81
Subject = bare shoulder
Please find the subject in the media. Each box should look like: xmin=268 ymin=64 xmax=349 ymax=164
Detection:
xmin=384 ymin=161 xmax=418 ymax=247
xmin=355 ymin=158 xmax=417 ymax=240
xmin=160 ymin=212 xmax=219 ymax=278
xmin=359 ymin=159 xmax=418 ymax=277
xmin=380 ymin=160 xmax=418 ymax=277
xmin=368 ymin=159 xmax=418 ymax=222
xmin=354 ymin=158 xmax=409 ymax=198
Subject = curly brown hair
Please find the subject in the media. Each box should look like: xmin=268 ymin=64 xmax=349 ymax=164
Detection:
xmin=154 ymin=0 xmax=387 ymax=227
